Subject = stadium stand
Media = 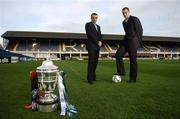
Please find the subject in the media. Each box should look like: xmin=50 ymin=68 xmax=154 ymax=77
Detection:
xmin=1 ymin=31 xmax=180 ymax=60
xmin=0 ymin=49 xmax=32 ymax=63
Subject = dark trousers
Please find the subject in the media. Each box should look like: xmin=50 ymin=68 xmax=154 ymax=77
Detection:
xmin=115 ymin=45 xmax=138 ymax=81
xmin=87 ymin=48 xmax=99 ymax=82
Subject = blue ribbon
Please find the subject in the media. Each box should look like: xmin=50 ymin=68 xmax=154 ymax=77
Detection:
xmin=57 ymin=71 xmax=78 ymax=117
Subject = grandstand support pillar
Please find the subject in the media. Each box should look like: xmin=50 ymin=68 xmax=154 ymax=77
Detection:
xmin=156 ymin=52 xmax=158 ymax=58
xmin=37 ymin=50 xmax=40 ymax=59
xmin=80 ymin=52 xmax=82 ymax=58
xmin=3 ymin=38 xmax=5 ymax=49
xmin=3 ymin=38 xmax=9 ymax=49
xmin=62 ymin=42 xmax=65 ymax=51
xmin=3 ymin=38 xmax=4 ymax=49
xmin=59 ymin=41 xmax=61 ymax=52
xmin=48 ymin=39 xmax=50 ymax=50
xmin=70 ymin=53 xmax=72 ymax=59
xmin=177 ymin=53 xmax=179 ymax=59
xmin=13 ymin=41 xmax=19 ymax=51
xmin=60 ymin=53 xmax=62 ymax=60
xmin=26 ymin=40 xmax=28 ymax=51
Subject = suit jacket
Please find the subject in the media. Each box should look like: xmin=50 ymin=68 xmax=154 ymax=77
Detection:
xmin=123 ymin=16 xmax=143 ymax=50
xmin=85 ymin=22 xmax=102 ymax=50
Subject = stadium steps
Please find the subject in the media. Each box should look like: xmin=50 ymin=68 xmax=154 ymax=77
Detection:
xmin=103 ymin=43 xmax=111 ymax=52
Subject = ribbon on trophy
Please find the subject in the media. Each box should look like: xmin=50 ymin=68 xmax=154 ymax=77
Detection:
xmin=57 ymin=71 xmax=78 ymax=117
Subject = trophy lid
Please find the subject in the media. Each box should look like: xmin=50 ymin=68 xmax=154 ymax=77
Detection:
xmin=36 ymin=58 xmax=59 ymax=73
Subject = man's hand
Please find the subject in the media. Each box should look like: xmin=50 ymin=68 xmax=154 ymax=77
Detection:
xmin=98 ymin=41 xmax=102 ymax=47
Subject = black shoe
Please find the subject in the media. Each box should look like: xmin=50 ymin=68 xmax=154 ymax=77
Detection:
xmin=114 ymin=73 xmax=125 ymax=76
xmin=93 ymin=79 xmax=96 ymax=81
xmin=88 ymin=81 xmax=94 ymax=84
xmin=128 ymin=80 xmax=136 ymax=83
xmin=114 ymin=73 xmax=120 ymax=76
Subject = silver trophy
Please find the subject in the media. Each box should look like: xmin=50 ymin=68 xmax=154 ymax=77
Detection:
xmin=36 ymin=58 xmax=59 ymax=112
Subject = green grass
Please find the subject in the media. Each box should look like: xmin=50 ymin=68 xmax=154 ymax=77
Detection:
xmin=0 ymin=60 xmax=180 ymax=119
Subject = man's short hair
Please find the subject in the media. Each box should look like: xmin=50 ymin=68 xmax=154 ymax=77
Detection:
xmin=122 ymin=7 xmax=130 ymax=11
xmin=91 ymin=13 xmax=98 ymax=17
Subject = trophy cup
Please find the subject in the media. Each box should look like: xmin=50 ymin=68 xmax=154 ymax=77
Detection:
xmin=36 ymin=58 xmax=59 ymax=112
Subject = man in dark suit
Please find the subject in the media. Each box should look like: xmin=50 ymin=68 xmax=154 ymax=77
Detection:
xmin=85 ymin=13 xmax=102 ymax=84
xmin=115 ymin=7 xmax=143 ymax=83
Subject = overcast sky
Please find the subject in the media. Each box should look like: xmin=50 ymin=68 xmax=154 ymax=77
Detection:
xmin=0 ymin=0 xmax=180 ymax=45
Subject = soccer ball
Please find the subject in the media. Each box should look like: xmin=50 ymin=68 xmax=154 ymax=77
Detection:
xmin=112 ymin=74 xmax=122 ymax=83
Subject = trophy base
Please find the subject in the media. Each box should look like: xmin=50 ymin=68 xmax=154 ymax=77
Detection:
xmin=38 ymin=102 xmax=59 ymax=112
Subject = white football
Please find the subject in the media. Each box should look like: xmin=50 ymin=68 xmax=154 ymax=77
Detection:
xmin=112 ymin=74 xmax=122 ymax=83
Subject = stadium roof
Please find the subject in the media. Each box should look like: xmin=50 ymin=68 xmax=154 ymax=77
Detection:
xmin=1 ymin=31 xmax=180 ymax=42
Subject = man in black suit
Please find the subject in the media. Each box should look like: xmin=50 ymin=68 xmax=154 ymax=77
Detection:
xmin=85 ymin=13 xmax=102 ymax=84
xmin=115 ymin=7 xmax=143 ymax=83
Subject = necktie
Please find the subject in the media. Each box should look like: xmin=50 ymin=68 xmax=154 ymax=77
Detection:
xmin=94 ymin=24 xmax=98 ymax=31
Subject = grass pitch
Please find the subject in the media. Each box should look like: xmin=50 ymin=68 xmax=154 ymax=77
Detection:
xmin=0 ymin=60 xmax=180 ymax=119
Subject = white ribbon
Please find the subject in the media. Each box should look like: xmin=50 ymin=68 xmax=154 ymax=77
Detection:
xmin=57 ymin=71 xmax=78 ymax=117
xmin=57 ymin=72 xmax=67 ymax=116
